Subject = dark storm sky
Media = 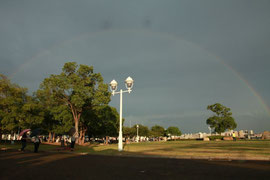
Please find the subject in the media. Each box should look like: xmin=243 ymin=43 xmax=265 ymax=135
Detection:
xmin=1 ymin=0 xmax=270 ymax=133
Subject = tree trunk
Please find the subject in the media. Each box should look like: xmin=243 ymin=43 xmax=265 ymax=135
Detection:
xmin=125 ymin=138 xmax=129 ymax=144
xmin=49 ymin=132 xmax=52 ymax=142
xmin=105 ymin=136 xmax=109 ymax=145
xmin=75 ymin=119 xmax=79 ymax=137
xmin=79 ymin=129 xmax=83 ymax=145
xmin=70 ymin=107 xmax=82 ymax=145
xmin=0 ymin=128 xmax=2 ymax=141
xmin=52 ymin=132 xmax=55 ymax=143
xmin=72 ymin=111 xmax=81 ymax=139
xmin=82 ymin=129 xmax=86 ymax=145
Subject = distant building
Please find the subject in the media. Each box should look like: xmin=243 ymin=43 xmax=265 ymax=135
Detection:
xmin=262 ymin=131 xmax=270 ymax=140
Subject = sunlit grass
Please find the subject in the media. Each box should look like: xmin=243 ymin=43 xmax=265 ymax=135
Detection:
xmin=1 ymin=140 xmax=269 ymax=159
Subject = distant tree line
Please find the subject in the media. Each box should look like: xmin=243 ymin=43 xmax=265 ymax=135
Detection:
xmin=123 ymin=124 xmax=182 ymax=139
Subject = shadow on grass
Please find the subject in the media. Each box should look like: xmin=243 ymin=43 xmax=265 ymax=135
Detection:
xmin=1 ymin=144 xmax=270 ymax=180
xmin=1 ymin=140 xmax=270 ymax=169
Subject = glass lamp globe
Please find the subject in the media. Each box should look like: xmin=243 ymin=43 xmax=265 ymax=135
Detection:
xmin=125 ymin=76 xmax=134 ymax=90
xmin=110 ymin=79 xmax=118 ymax=91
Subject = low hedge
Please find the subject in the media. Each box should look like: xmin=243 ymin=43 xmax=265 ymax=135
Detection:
xmin=208 ymin=136 xmax=225 ymax=141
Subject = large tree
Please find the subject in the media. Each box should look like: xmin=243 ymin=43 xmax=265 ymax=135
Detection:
xmin=0 ymin=74 xmax=44 ymax=137
xmin=124 ymin=124 xmax=150 ymax=138
xmin=85 ymin=105 xmax=119 ymax=139
xmin=166 ymin=126 xmax=182 ymax=136
xmin=150 ymin=125 xmax=165 ymax=138
xmin=123 ymin=127 xmax=134 ymax=138
xmin=38 ymin=62 xmax=110 ymax=140
xmin=206 ymin=103 xmax=237 ymax=134
xmin=134 ymin=124 xmax=150 ymax=137
xmin=0 ymin=74 xmax=26 ymax=135
xmin=35 ymin=89 xmax=73 ymax=142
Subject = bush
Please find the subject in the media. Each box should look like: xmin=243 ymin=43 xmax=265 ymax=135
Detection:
xmin=167 ymin=139 xmax=181 ymax=141
xmin=208 ymin=136 xmax=225 ymax=141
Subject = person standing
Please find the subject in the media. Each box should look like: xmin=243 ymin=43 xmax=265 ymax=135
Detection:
xmin=60 ymin=136 xmax=65 ymax=147
xmin=70 ymin=135 xmax=76 ymax=151
xmin=233 ymin=132 xmax=236 ymax=141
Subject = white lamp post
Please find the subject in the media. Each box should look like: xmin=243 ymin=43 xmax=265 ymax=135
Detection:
xmin=110 ymin=76 xmax=134 ymax=151
xmin=208 ymin=126 xmax=212 ymax=135
xmin=136 ymin=124 xmax=139 ymax=143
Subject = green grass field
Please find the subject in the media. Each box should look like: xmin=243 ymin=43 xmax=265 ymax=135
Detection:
xmin=1 ymin=140 xmax=270 ymax=160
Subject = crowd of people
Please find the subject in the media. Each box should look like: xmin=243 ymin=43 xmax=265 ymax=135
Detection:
xmin=19 ymin=131 xmax=42 ymax=153
xmin=17 ymin=131 xmax=76 ymax=153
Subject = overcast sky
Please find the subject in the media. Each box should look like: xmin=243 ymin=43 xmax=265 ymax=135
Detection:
xmin=1 ymin=0 xmax=270 ymax=133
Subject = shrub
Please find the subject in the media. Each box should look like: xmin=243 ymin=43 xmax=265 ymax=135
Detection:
xmin=208 ymin=136 xmax=225 ymax=141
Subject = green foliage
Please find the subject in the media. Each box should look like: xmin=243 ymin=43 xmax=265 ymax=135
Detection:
xmin=19 ymin=97 xmax=45 ymax=129
xmin=0 ymin=62 xmax=120 ymax=139
xmin=38 ymin=62 xmax=111 ymax=136
xmin=123 ymin=127 xmax=135 ymax=137
xmin=35 ymin=87 xmax=73 ymax=135
xmin=123 ymin=124 xmax=150 ymax=137
xmin=150 ymin=125 xmax=165 ymax=137
xmin=0 ymin=74 xmax=44 ymax=133
xmin=166 ymin=126 xmax=182 ymax=136
xmin=206 ymin=103 xmax=237 ymax=134
xmin=49 ymin=105 xmax=73 ymax=134
xmin=135 ymin=124 xmax=150 ymax=137
xmin=0 ymin=74 xmax=26 ymax=132
xmin=85 ymin=105 xmax=119 ymax=138
xmin=207 ymin=135 xmax=225 ymax=141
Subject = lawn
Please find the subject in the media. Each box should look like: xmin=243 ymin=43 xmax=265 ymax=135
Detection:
xmin=1 ymin=140 xmax=270 ymax=160
xmin=120 ymin=140 xmax=270 ymax=160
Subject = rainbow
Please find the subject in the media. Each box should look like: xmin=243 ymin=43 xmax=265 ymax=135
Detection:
xmin=220 ymin=60 xmax=270 ymax=116
xmin=9 ymin=29 xmax=270 ymax=117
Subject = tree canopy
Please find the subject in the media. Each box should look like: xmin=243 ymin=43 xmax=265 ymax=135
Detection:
xmin=38 ymin=62 xmax=111 ymax=140
xmin=150 ymin=125 xmax=165 ymax=137
xmin=85 ymin=105 xmax=119 ymax=138
xmin=35 ymin=87 xmax=73 ymax=137
xmin=206 ymin=103 xmax=237 ymax=134
xmin=0 ymin=74 xmax=44 ymax=135
xmin=123 ymin=124 xmax=150 ymax=138
xmin=136 ymin=124 xmax=150 ymax=137
xmin=123 ymin=126 xmax=134 ymax=138
xmin=0 ymin=74 xmax=26 ymax=133
xmin=1 ymin=63 xmax=119 ymax=143
xmin=166 ymin=126 xmax=182 ymax=136
xmin=1 ymin=63 xmax=186 ymax=143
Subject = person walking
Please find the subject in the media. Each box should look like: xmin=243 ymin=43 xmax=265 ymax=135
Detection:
xmin=33 ymin=136 xmax=41 ymax=153
xmin=20 ymin=133 xmax=27 ymax=151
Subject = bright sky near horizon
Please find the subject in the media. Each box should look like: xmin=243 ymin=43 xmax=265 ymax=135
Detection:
xmin=1 ymin=0 xmax=270 ymax=133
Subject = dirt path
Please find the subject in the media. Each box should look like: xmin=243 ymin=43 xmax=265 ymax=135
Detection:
xmin=0 ymin=150 xmax=269 ymax=180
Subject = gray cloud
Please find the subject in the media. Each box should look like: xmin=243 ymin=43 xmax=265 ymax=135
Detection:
xmin=1 ymin=0 xmax=270 ymax=133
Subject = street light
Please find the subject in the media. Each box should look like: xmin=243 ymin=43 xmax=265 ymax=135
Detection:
xmin=110 ymin=76 xmax=134 ymax=151
xmin=208 ymin=126 xmax=212 ymax=135
xmin=136 ymin=124 xmax=139 ymax=142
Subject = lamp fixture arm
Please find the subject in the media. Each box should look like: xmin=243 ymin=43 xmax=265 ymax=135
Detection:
xmin=112 ymin=89 xmax=132 ymax=95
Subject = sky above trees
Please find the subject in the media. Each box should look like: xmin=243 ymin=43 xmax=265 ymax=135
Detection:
xmin=1 ymin=0 xmax=270 ymax=133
